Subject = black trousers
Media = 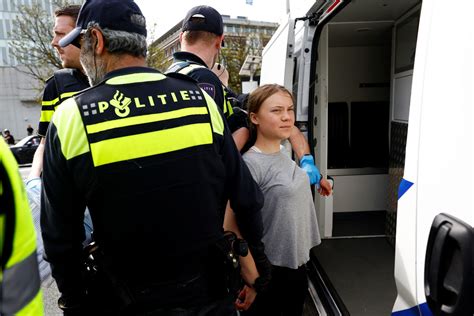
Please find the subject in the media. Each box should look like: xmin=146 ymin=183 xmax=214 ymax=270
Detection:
xmin=243 ymin=264 xmax=308 ymax=316
xmin=84 ymin=270 xmax=236 ymax=315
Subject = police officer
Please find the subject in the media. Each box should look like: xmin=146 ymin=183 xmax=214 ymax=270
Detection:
xmin=171 ymin=5 xmax=332 ymax=192
xmin=168 ymin=5 xmax=250 ymax=151
xmin=41 ymin=0 xmax=266 ymax=314
xmin=32 ymin=5 xmax=89 ymax=178
xmin=27 ymin=5 xmax=93 ymax=285
xmin=37 ymin=5 xmax=89 ymax=139
xmin=0 ymin=140 xmax=44 ymax=315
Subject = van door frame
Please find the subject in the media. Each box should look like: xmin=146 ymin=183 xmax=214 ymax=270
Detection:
xmin=294 ymin=0 xmax=349 ymax=237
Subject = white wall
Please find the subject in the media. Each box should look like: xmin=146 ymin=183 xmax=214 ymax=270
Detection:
xmin=332 ymin=174 xmax=389 ymax=212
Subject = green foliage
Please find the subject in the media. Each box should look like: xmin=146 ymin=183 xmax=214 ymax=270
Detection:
xmin=220 ymin=32 xmax=273 ymax=94
xmin=146 ymin=23 xmax=170 ymax=72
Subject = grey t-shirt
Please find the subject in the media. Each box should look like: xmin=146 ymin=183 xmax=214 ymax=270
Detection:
xmin=243 ymin=146 xmax=321 ymax=269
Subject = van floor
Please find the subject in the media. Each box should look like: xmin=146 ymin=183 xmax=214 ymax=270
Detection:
xmin=311 ymin=237 xmax=397 ymax=316
xmin=332 ymin=210 xmax=387 ymax=237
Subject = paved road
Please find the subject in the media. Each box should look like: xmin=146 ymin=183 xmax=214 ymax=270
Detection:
xmin=19 ymin=164 xmax=32 ymax=182
xmin=19 ymin=165 xmax=63 ymax=315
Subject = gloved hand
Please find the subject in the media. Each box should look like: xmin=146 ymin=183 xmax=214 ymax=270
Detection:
xmin=300 ymin=154 xmax=321 ymax=186
xmin=248 ymin=241 xmax=272 ymax=293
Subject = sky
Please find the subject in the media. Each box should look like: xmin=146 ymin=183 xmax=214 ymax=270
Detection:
xmin=134 ymin=0 xmax=287 ymax=40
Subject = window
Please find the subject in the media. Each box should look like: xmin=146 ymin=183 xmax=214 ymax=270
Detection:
xmin=0 ymin=21 xmax=4 ymax=39
xmin=1 ymin=47 xmax=7 ymax=65
xmin=5 ymin=19 xmax=11 ymax=38
xmin=8 ymin=46 xmax=15 ymax=65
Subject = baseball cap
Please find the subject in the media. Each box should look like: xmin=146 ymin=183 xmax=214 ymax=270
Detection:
xmin=59 ymin=0 xmax=146 ymax=48
xmin=182 ymin=5 xmax=223 ymax=36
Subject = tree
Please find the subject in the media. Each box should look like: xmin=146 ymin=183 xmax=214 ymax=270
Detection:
xmin=146 ymin=24 xmax=170 ymax=72
xmin=9 ymin=2 xmax=68 ymax=86
xmin=220 ymin=32 xmax=273 ymax=94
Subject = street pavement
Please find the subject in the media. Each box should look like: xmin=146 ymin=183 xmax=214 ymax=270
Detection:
xmin=19 ymin=165 xmax=63 ymax=315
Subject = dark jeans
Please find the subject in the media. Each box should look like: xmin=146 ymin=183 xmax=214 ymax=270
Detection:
xmin=243 ymin=264 xmax=308 ymax=316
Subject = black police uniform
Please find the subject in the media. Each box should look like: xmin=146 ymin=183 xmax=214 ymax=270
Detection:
xmin=38 ymin=68 xmax=89 ymax=136
xmin=41 ymin=67 xmax=264 ymax=314
xmin=170 ymin=52 xmax=248 ymax=133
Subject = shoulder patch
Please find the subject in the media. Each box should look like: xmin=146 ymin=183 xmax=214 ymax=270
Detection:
xmin=198 ymin=83 xmax=216 ymax=99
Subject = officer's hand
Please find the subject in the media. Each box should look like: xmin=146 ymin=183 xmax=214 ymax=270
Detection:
xmin=300 ymin=154 xmax=321 ymax=185
xmin=235 ymin=285 xmax=257 ymax=311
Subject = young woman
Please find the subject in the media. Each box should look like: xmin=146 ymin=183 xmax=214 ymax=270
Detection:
xmin=242 ymin=84 xmax=332 ymax=315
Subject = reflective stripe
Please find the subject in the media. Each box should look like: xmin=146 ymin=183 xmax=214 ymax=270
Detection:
xmin=0 ymin=251 xmax=42 ymax=314
xmin=53 ymin=98 xmax=90 ymax=160
xmin=106 ymin=73 xmax=166 ymax=85
xmin=222 ymin=88 xmax=234 ymax=116
xmin=204 ymin=91 xmax=224 ymax=135
xmin=86 ymin=107 xmax=209 ymax=134
xmin=0 ymin=140 xmax=44 ymax=315
xmin=41 ymin=97 xmax=59 ymax=106
xmin=60 ymin=91 xmax=80 ymax=100
xmin=177 ymin=63 xmax=206 ymax=76
xmin=90 ymin=123 xmax=213 ymax=166
xmin=16 ymin=291 xmax=43 ymax=316
xmin=40 ymin=109 xmax=55 ymax=123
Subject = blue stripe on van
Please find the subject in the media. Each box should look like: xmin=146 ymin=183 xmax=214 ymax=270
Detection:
xmin=392 ymin=303 xmax=433 ymax=316
xmin=398 ymin=178 xmax=414 ymax=199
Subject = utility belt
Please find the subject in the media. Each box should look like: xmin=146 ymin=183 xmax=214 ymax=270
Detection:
xmin=81 ymin=232 xmax=248 ymax=312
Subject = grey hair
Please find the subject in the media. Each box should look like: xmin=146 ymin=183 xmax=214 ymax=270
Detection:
xmin=84 ymin=22 xmax=147 ymax=57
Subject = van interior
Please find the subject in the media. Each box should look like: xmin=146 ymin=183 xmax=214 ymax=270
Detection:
xmin=297 ymin=0 xmax=423 ymax=315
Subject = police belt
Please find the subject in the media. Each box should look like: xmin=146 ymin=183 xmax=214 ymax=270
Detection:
xmin=82 ymin=233 xmax=248 ymax=309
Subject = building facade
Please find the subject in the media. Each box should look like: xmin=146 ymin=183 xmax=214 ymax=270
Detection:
xmin=0 ymin=0 xmax=54 ymax=141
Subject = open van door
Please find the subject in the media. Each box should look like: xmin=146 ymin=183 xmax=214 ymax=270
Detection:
xmin=393 ymin=0 xmax=474 ymax=314
xmin=259 ymin=5 xmax=294 ymax=87
xmin=260 ymin=0 xmax=347 ymax=90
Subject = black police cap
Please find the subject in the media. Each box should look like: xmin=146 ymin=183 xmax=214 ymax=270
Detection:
xmin=182 ymin=5 xmax=223 ymax=36
xmin=59 ymin=0 xmax=146 ymax=48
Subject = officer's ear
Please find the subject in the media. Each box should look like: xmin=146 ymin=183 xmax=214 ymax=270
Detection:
xmin=89 ymin=28 xmax=105 ymax=54
xmin=215 ymin=35 xmax=224 ymax=49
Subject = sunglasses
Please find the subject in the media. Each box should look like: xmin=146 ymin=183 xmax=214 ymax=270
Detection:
xmin=71 ymin=29 xmax=87 ymax=49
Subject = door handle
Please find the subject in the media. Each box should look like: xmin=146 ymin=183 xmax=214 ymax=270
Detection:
xmin=424 ymin=213 xmax=473 ymax=316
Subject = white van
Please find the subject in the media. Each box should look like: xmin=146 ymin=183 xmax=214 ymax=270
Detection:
xmin=260 ymin=0 xmax=473 ymax=315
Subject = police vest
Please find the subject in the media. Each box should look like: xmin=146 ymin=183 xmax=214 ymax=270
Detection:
xmin=39 ymin=68 xmax=89 ymax=136
xmin=0 ymin=140 xmax=44 ymax=315
xmin=54 ymin=68 xmax=89 ymax=104
xmin=167 ymin=61 xmax=234 ymax=118
xmin=51 ymin=70 xmax=227 ymax=263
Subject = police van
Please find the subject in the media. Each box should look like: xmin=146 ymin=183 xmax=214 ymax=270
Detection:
xmin=259 ymin=0 xmax=473 ymax=315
